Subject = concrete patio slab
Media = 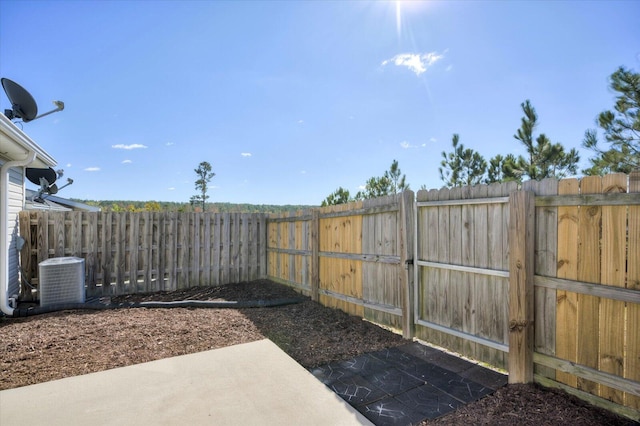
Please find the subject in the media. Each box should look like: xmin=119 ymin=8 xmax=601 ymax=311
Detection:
xmin=0 ymin=339 xmax=372 ymax=426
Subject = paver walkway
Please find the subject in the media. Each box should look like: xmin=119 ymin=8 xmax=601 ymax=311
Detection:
xmin=310 ymin=342 xmax=507 ymax=425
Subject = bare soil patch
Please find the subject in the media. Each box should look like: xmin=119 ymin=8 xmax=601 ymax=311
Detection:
xmin=0 ymin=280 xmax=635 ymax=425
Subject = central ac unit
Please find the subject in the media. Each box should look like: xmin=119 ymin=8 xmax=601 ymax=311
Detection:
xmin=38 ymin=257 xmax=85 ymax=307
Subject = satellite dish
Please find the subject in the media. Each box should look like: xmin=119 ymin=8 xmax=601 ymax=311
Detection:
xmin=1 ymin=77 xmax=64 ymax=122
xmin=1 ymin=78 xmax=38 ymax=122
xmin=26 ymin=167 xmax=57 ymax=186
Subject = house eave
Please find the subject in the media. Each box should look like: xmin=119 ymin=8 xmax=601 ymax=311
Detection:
xmin=0 ymin=114 xmax=57 ymax=168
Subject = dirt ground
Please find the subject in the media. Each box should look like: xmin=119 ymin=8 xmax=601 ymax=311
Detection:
xmin=0 ymin=280 xmax=636 ymax=425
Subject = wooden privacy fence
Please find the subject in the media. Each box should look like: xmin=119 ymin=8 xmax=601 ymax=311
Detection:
xmin=18 ymin=211 xmax=267 ymax=298
xmin=268 ymin=173 xmax=640 ymax=420
xmin=266 ymin=192 xmax=414 ymax=336
xmin=16 ymin=172 xmax=640 ymax=420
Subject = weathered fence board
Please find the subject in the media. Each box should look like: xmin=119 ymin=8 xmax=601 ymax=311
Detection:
xmin=556 ymin=178 xmax=579 ymax=388
xmin=628 ymin=171 xmax=640 ymax=410
xmin=599 ymin=173 xmax=627 ymax=404
xmin=576 ymin=176 xmax=602 ymax=395
xmin=524 ymin=178 xmax=558 ymax=380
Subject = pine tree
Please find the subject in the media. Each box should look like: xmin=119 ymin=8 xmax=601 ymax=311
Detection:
xmin=505 ymin=100 xmax=579 ymax=182
xmin=190 ymin=161 xmax=215 ymax=211
xmin=583 ymin=66 xmax=640 ymax=175
xmin=439 ymin=134 xmax=487 ymax=187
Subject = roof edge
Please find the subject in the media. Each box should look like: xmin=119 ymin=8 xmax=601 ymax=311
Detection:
xmin=0 ymin=113 xmax=57 ymax=167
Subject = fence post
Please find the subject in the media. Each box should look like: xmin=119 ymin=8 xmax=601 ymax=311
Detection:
xmin=508 ymin=190 xmax=535 ymax=384
xmin=310 ymin=209 xmax=320 ymax=302
xmin=400 ymin=190 xmax=415 ymax=339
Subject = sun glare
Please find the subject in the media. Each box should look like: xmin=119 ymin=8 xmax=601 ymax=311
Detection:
xmin=394 ymin=0 xmax=431 ymax=39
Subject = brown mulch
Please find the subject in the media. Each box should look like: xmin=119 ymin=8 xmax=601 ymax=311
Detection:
xmin=0 ymin=279 xmax=636 ymax=425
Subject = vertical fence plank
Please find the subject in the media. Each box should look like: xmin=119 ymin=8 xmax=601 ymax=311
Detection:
xmin=221 ymin=213 xmax=230 ymax=285
xmin=201 ymin=213 xmax=211 ymax=285
xmin=177 ymin=213 xmax=189 ymax=289
xmin=447 ymin=187 xmax=464 ymax=354
xmin=101 ymin=212 xmax=112 ymax=294
xmin=508 ymin=190 xmax=535 ymax=384
xmin=130 ymin=212 xmax=140 ymax=292
xmin=142 ymin=212 xmax=152 ymax=292
xmin=70 ymin=211 xmax=82 ymax=257
xmin=525 ymin=178 xmax=558 ymax=380
xmin=212 ymin=214 xmax=221 ymax=286
xmin=460 ymin=186 xmax=477 ymax=359
xmin=114 ymin=213 xmax=126 ymax=294
xmin=192 ymin=213 xmax=201 ymax=287
xmin=157 ymin=213 xmax=166 ymax=291
xmin=473 ymin=184 xmax=491 ymax=363
xmin=311 ymin=209 xmax=319 ymax=301
xmin=167 ymin=212 xmax=177 ymax=291
xmin=436 ymin=187 xmax=451 ymax=350
xmin=555 ymin=178 xmax=579 ymax=388
xmin=53 ymin=211 xmax=64 ymax=257
xmin=85 ymin=212 xmax=98 ymax=294
xmin=576 ymin=176 xmax=602 ymax=395
xmin=627 ymin=171 xmax=640 ymax=409
xmin=400 ymin=190 xmax=415 ymax=339
xmin=599 ymin=173 xmax=627 ymax=404
xmin=487 ymin=182 xmax=508 ymax=369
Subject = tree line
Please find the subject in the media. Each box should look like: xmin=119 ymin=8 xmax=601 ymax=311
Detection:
xmin=74 ymin=200 xmax=313 ymax=214
xmin=322 ymin=65 xmax=639 ymax=205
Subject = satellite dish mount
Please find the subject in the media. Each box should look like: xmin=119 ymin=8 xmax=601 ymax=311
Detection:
xmin=1 ymin=78 xmax=64 ymax=123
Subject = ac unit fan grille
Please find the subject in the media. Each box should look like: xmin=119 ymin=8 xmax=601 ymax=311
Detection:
xmin=38 ymin=257 xmax=85 ymax=307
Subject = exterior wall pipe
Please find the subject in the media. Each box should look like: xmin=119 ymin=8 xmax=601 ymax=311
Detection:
xmin=1 ymin=150 xmax=36 ymax=316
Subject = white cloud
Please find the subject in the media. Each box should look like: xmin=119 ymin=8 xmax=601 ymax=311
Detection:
xmin=297 ymin=119 xmax=304 ymax=124
xmin=167 ymin=187 xmax=175 ymax=191
xmin=300 ymin=170 xmax=306 ymax=174
xmin=382 ymin=51 xmax=445 ymax=76
xmin=84 ymin=167 xmax=100 ymax=172
xmin=400 ymin=141 xmax=426 ymax=149
xmin=66 ymin=163 xmax=72 ymax=168
xmin=241 ymin=152 xmax=252 ymax=157
xmin=122 ymin=159 xmax=132 ymax=164
xmin=445 ymin=64 xmax=453 ymax=72
xmin=165 ymin=142 xmax=175 ymax=146
xmin=112 ymin=143 xmax=148 ymax=150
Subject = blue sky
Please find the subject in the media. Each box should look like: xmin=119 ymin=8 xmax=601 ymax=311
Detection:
xmin=1 ymin=1 xmax=638 ymax=205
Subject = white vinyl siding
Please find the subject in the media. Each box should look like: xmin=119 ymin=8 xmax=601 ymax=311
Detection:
xmin=2 ymin=162 xmax=25 ymax=298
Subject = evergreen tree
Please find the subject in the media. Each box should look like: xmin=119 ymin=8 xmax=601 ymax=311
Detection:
xmin=321 ymin=187 xmax=352 ymax=207
xmin=484 ymin=154 xmax=520 ymax=184
xmin=190 ymin=161 xmax=215 ymax=211
xmin=322 ymin=160 xmax=409 ymax=205
xmin=505 ymin=100 xmax=579 ymax=181
xmin=385 ymin=159 xmax=410 ymax=193
xmin=439 ymin=134 xmax=487 ymax=187
xmin=583 ymin=66 xmax=640 ymax=175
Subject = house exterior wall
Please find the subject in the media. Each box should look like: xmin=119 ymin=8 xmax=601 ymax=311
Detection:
xmin=0 ymin=160 xmax=25 ymax=298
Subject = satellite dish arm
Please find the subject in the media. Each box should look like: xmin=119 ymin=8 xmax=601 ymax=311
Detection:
xmin=34 ymin=100 xmax=64 ymax=120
